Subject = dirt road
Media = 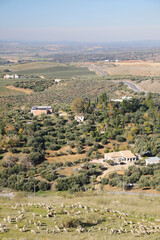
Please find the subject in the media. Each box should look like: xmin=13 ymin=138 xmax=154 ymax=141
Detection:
xmin=90 ymin=159 xmax=134 ymax=182
xmin=89 ymin=64 xmax=146 ymax=92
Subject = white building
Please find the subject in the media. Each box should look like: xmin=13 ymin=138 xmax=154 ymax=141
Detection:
xmin=122 ymin=96 xmax=132 ymax=101
xmin=75 ymin=115 xmax=85 ymax=122
xmin=145 ymin=157 xmax=160 ymax=165
xmin=55 ymin=78 xmax=61 ymax=83
xmin=4 ymin=74 xmax=19 ymax=79
xmin=104 ymin=150 xmax=137 ymax=163
xmin=111 ymin=99 xmax=123 ymax=103
xmin=111 ymin=96 xmax=132 ymax=103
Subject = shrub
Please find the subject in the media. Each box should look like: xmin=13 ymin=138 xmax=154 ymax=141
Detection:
xmin=29 ymin=152 xmax=41 ymax=165
xmin=106 ymin=160 xmax=114 ymax=165
xmin=101 ymin=139 xmax=108 ymax=145
xmin=65 ymin=161 xmax=73 ymax=167
xmin=77 ymin=147 xmax=83 ymax=154
xmin=69 ymin=143 xmax=75 ymax=148
xmin=3 ymin=155 xmax=18 ymax=168
xmin=138 ymin=176 xmax=151 ymax=188
xmin=101 ymin=178 xmax=109 ymax=185
xmin=59 ymin=216 xmax=81 ymax=228
xmin=38 ymin=181 xmax=51 ymax=191
xmin=55 ymin=173 xmax=89 ymax=191
xmin=22 ymin=148 xmax=30 ymax=154
xmin=49 ymin=144 xmax=61 ymax=150
xmin=116 ymin=135 xmax=126 ymax=142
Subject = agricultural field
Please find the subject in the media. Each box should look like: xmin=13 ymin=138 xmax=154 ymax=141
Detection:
xmin=137 ymin=80 xmax=160 ymax=93
xmin=0 ymin=62 xmax=97 ymax=99
xmin=85 ymin=61 xmax=160 ymax=77
xmin=0 ymin=191 xmax=160 ymax=239
xmin=83 ymin=61 xmax=160 ymax=93
xmin=0 ymin=61 xmax=131 ymax=106
xmin=0 ymin=62 xmax=95 ymax=79
xmin=0 ymin=79 xmax=29 ymax=96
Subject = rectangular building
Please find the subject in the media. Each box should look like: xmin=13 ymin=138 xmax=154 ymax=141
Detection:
xmin=145 ymin=157 xmax=160 ymax=165
xmin=31 ymin=106 xmax=53 ymax=116
xmin=104 ymin=150 xmax=137 ymax=163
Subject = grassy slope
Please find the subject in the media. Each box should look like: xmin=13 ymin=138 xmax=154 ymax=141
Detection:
xmin=0 ymin=191 xmax=160 ymax=239
xmin=0 ymin=78 xmax=29 ymax=96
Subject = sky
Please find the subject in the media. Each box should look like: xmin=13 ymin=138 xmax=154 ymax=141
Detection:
xmin=1 ymin=0 xmax=160 ymax=42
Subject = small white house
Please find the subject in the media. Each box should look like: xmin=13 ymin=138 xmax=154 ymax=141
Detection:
xmin=111 ymin=96 xmax=132 ymax=103
xmin=4 ymin=74 xmax=19 ymax=79
xmin=104 ymin=150 xmax=137 ymax=163
xmin=55 ymin=78 xmax=61 ymax=83
xmin=122 ymin=96 xmax=132 ymax=101
xmin=145 ymin=157 xmax=160 ymax=165
xmin=111 ymin=99 xmax=123 ymax=103
xmin=75 ymin=115 xmax=85 ymax=122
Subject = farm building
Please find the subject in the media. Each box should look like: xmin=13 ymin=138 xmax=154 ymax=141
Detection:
xmin=145 ymin=157 xmax=160 ymax=165
xmin=75 ymin=115 xmax=85 ymax=122
xmin=3 ymin=74 xmax=19 ymax=79
xmin=55 ymin=78 xmax=61 ymax=83
xmin=111 ymin=96 xmax=132 ymax=103
xmin=104 ymin=150 xmax=137 ymax=163
xmin=31 ymin=106 xmax=53 ymax=116
xmin=122 ymin=96 xmax=132 ymax=101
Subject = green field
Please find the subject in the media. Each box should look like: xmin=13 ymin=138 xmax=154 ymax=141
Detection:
xmin=0 ymin=62 xmax=95 ymax=79
xmin=14 ymin=65 xmax=95 ymax=79
xmin=0 ymin=191 xmax=160 ymax=240
xmin=0 ymin=61 xmax=127 ymax=106
xmin=0 ymin=62 xmax=96 ymax=97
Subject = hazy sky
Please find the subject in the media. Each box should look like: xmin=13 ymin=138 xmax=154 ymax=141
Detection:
xmin=1 ymin=0 xmax=160 ymax=42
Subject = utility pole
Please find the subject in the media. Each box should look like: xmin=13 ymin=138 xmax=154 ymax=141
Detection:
xmin=123 ymin=180 xmax=125 ymax=192
xmin=122 ymin=176 xmax=125 ymax=192
xmin=34 ymin=183 xmax=36 ymax=198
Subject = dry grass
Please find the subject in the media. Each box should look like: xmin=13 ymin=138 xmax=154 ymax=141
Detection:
xmin=6 ymin=85 xmax=33 ymax=94
xmin=82 ymin=61 xmax=160 ymax=92
xmin=0 ymin=79 xmax=27 ymax=97
xmin=93 ymin=61 xmax=160 ymax=76
xmin=0 ymin=62 xmax=61 ymax=72
xmin=46 ymin=146 xmax=89 ymax=164
xmin=137 ymin=80 xmax=160 ymax=93
xmin=0 ymin=191 xmax=160 ymax=239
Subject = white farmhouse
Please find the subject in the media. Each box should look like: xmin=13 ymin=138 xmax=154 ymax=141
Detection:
xmin=4 ymin=74 xmax=19 ymax=79
xmin=55 ymin=78 xmax=61 ymax=83
xmin=104 ymin=150 xmax=137 ymax=163
xmin=75 ymin=115 xmax=85 ymax=122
